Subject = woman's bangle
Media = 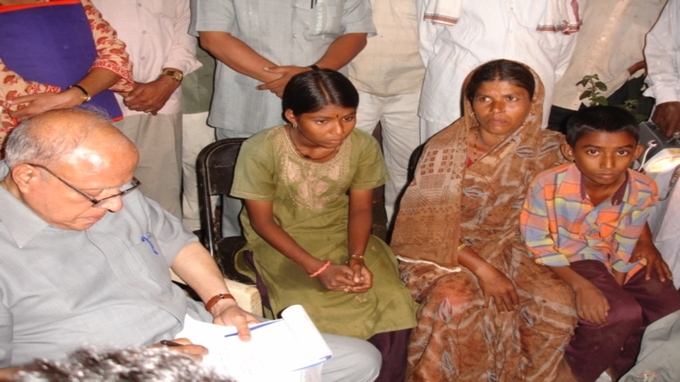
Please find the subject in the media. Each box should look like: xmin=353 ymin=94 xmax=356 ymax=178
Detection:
xmin=68 ymin=84 xmax=91 ymax=103
xmin=309 ymin=260 xmax=332 ymax=277
xmin=346 ymin=254 xmax=364 ymax=264
xmin=457 ymin=243 xmax=466 ymax=251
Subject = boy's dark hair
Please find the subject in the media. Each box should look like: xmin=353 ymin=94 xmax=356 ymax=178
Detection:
xmin=281 ymin=69 xmax=359 ymax=122
xmin=565 ymin=106 xmax=639 ymax=147
xmin=465 ymin=59 xmax=535 ymax=104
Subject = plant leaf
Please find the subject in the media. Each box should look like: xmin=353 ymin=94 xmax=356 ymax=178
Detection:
xmin=594 ymin=96 xmax=608 ymax=106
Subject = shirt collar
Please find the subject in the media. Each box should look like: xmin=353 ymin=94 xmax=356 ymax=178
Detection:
xmin=0 ymin=161 xmax=51 ymax=248
xmin=560 ymin=164 xmax=636 ymax=206
xmin=609 ymin=170 xmax=630 ymax=206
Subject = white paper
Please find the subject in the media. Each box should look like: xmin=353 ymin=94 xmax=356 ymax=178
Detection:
xmin=177 ymin=305 xmax=330 ymax=382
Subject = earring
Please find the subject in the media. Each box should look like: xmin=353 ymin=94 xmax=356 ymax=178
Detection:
xmin=292 ymin=123 xmax=298 ymax=129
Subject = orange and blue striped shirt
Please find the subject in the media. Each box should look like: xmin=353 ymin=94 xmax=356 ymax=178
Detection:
xmin=520 ymin=163 xmax=658 ymax=273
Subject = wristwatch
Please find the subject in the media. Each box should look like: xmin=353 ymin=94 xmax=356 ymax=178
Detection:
xmin=161 ymin=68 xmax=183 ymax=82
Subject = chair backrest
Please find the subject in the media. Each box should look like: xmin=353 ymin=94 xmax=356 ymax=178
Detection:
xmin=196 ymin=138 xmax=247 ymax=256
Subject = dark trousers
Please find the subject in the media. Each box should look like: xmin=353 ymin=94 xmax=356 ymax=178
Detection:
xmin=565 ymin=260 xmax=680 ymax=382
xmin=368 ymin=329 xmax=410 ymax=382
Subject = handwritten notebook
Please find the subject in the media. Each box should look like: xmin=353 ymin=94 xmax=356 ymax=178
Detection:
xmin=177 ymin=305 xmax=331 ymax=382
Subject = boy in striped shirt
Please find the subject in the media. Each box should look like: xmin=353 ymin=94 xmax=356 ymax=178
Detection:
xmin=520 ymin=106 xmax=680 ymax=382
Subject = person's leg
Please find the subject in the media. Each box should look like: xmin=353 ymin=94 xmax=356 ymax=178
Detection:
xmin=181 ymin=111 xmax=216 ymax=231
xmin=419 ymin=117 xmax=447 ymax=143
xmin=354 ymin=90 xmax=383 ymax=136
xmin=380 ymin=92 xmax=421 ymax=225
xmin=399 ymin=262 xmax=519 ymax=382
xmin=610 ymin=268 xmax=680 ymax=379
xmin=547 ymin=105 xmax=576 ymax=135
xmin=320 ymin=333 xmax=381 ymax=382
xmin=114 ymin=114 xmax=183 ymax=219
xmin=511 ymin=250 xmax=577 ymax=382
xmin=367 ymin=329 xmax=411 ymax=382
xmin=215 ymin=128 xmax=253 ymax=238
xmin=564 ymin=260 xmax=643 ymax=382
xmin=619 ymin=310 xmax=680 ymax=381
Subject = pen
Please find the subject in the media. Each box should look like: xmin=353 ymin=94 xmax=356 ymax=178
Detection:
xmin=160 ymin=340 xmax=183 ymax=347
xmin=223 ymin=320 xmax=276 ymax=338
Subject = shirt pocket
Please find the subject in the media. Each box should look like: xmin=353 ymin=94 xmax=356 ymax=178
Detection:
xmin=300 ymin=2 xmax=343 ymax=37
xmin=144 ymin=0 xmax=175 ymax=20
xmin=126 ymin=235 xmax=171 ymax=288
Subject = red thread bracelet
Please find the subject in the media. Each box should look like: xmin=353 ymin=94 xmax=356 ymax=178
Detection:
xmin=309 ymin=260 xmax=332 ymax=277
xmin=205 ymin=293 xmax=235 ymax=312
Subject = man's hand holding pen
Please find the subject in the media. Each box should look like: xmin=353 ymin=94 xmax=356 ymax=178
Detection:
xmin=156 ymin=338 xmax=208 ymax=361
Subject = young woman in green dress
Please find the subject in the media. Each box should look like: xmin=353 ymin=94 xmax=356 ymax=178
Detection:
xmin=231 ymin=69 xmax=418 ymax=382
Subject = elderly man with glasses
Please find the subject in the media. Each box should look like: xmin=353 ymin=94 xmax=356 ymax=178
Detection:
xmin=0 ymin=108 xmax=381 ymax=381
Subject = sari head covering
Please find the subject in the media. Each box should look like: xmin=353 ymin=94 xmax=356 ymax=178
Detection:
xmin=391 ymin=59 xmax=565 ymax=271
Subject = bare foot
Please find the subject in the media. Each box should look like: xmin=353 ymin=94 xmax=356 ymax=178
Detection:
xmin=554 ymin=358 xmax=578 ymax=382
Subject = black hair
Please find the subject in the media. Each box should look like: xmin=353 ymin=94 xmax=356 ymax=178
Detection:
xmin=281 ymin=69 xmax=359 ymax=122
xmin=465 ymin=59 xmax=535 ymax=104
xmin=565 ymin=106 xmax=639 ymax=147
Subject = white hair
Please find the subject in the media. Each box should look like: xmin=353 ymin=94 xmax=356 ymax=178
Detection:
xmin=4 ymin=108 xmax=110 ymax=168
xmin=16 ymin=346 xmax=236 ymax=382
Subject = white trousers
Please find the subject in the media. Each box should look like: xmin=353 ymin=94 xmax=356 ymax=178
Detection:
xmin=320 ymin=333 xmax=381 ymax=382
xmin=113 ymin=114 xmax=182 ymax=219
xmin=420 ymin=117 xmax=450 ymax=143
xmin=181 ymin=112 xmax=216 ymax=231
xmin=355 ymin=91 xmax=421 ymax=224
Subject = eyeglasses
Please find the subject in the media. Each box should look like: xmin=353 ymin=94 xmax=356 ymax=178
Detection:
xmin=28 ymin=163 xmax=141 ymax=207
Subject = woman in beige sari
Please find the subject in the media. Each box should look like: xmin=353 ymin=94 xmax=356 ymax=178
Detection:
xmin=391 ymin=60 xmax=577 ymax=381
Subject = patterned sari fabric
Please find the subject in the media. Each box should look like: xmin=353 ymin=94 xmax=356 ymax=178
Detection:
xmin=391 ymin=65 xmax=577 ymax=381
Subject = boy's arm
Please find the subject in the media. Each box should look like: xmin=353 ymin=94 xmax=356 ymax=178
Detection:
xmin=549 ymin=266 xmax=610 ymax=325
xmin=520 ymin=176 xmax=610 ymax=324
xmin=519 ymin=181 xmax=570 ymax=267
xmin=630 ymin=223 xmax=673 ymax=282
xmin=614 ymin=179 xmax=669 ymax=281
xmin=612 ymin=269 xmax=627 ymax=286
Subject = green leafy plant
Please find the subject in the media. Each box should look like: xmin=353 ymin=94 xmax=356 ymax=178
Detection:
xmin=577 ymin=74 xmax=608 ymax=106
xmin=578 ymin=74 xmax=649 ymax=122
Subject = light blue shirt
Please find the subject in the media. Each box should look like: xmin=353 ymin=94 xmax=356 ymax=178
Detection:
xmin=0 ymin=162 xmax=211 ymax=366
xmin=190 ymin=0 xmax=375 ymax=135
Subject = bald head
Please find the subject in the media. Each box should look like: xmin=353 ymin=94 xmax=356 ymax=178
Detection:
xmin=5 ymin=108 xmax=139 ymax=170
xmin=2 ymin=109 xmax=140 ymax=230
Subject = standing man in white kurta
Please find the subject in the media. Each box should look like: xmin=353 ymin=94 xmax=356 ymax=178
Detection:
xmin=418 ymin=0 xmax=581 ymax=140
xmin=92 ymin=0 xmax=201 ymax=219
xmin=348 ymin=0 xmax=425 ymax=226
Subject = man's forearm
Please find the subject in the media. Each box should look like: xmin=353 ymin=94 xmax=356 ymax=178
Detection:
xmin=170 ymin=242 xmax=231 ymax=304
xmin=198 ymin=31 xmax=280 ymax=83
xmin=314 ymin=33 xmax=368 ymax=70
